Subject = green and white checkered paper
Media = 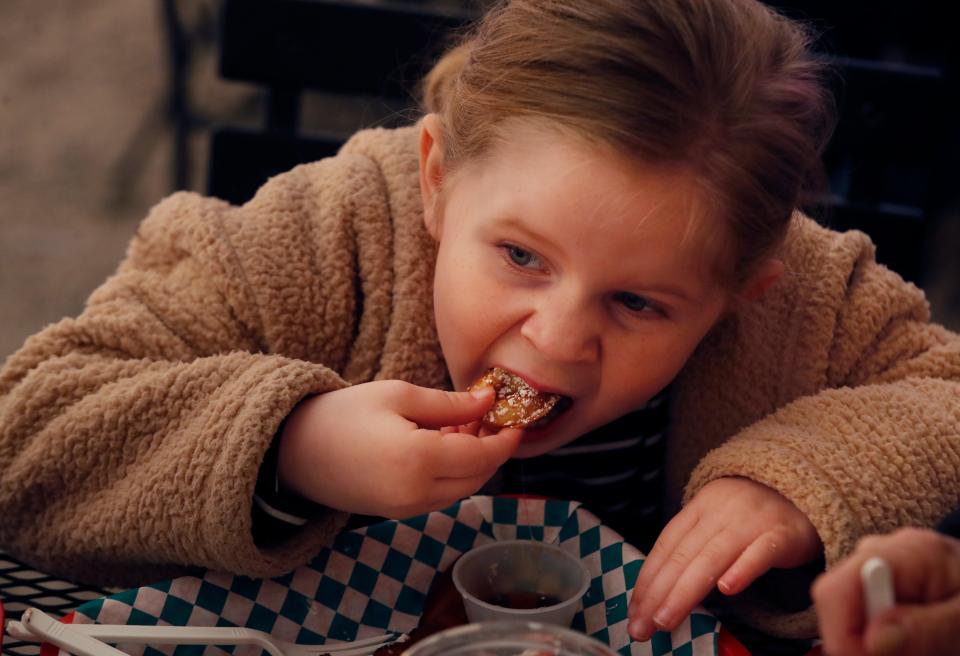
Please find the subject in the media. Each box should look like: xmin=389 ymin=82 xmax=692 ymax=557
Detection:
xmin=68 ymin=496 xmax=719 ymax=656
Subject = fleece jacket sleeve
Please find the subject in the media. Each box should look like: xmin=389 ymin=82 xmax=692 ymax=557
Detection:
xmin=684 ymin=241 xmax=960 ymax=638
xmin=0 ymin=153 xmax=394 ymax=587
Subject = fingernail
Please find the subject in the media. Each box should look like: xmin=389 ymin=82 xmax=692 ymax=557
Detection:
xmin=652 ymin=607 xmax=674 ymax=629
xmin=717 ymin=579 xmax=732 ymax=594
xmin=867 ymin=620 xmax=906 ymax=656
xmin=470 ymin=387 xmax=492 ymax=399
xmin=628 ymin=618 xmax=653 ymax=641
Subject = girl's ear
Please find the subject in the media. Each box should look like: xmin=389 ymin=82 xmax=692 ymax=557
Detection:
xmin=418 ymin=113 xmax=445 ymax=240
xmin=739 ymin=258 xmax=785 ymax=302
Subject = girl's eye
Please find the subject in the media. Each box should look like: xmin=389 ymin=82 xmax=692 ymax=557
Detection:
xmin=616 ymin=291 xmax=653 ymax=314
xmin=504 ymin=244 xmax=542 ymax=269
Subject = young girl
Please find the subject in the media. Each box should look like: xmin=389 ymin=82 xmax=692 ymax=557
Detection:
xmin=1 ymin=0 xmax=958 ymax=645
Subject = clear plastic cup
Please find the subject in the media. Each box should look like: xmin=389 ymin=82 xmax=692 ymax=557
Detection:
xmin=401 ymin=620 xmax=618 ymax=655
xmin=451 ymin=540 xmax=591 ymax=627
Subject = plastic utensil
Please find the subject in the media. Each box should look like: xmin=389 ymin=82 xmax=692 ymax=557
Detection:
xmin=6 ymin=607 xmax=400 ymax=656
xmin=14 ymin=608 xmax=127 ymax=656
xmin=861 ymin=556 xmax=895 ymax=621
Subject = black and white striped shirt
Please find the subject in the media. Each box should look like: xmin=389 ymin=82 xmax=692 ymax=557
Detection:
xmin=481 ymin=387 xmax=670 ymax=552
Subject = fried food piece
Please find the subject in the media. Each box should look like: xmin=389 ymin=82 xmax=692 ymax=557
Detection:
xmin=468 ymin=367 xmax=562 ymax=429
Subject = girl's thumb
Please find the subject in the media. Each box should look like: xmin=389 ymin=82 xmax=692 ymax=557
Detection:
xmin=866 ymin=597 xmax=960 ymax=656
xmin=402 ymin=386 xmax=494 ymax=428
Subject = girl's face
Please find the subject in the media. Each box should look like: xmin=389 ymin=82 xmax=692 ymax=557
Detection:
xmin=421 ymin=119 xmax=731 ymax=458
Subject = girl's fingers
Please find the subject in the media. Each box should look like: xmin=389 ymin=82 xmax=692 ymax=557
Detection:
xmin=462 ymin=419 xmax=482 ymax=436
xmin=628 ymin=514 xmax=713 ymax=639
xmin=647 ymin=527 xmax=743 ymax=633
xmin=631 ymin=506 xmax=701 ymax=603
xmin=718 ymin=528 xmax=789 ymax=595
xmin=627 ymin=509 xmax=697 ymax=641
xmin=450 ymin=420 xmax=482 ymax=436
xmin=429 ymin=428 xmax=523 ymax=478
xmin=397 ymin=384 xmax=495 ymax=428
xmin=440 ymin=421 xmax=480 ymax=435
xmin=477 ymin=424 xmax=501 ymax=438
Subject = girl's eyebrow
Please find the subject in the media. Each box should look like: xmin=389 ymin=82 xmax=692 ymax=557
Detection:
xmin=494 ymin=215 xmax=561 ymax=253
xmin=638 ymin=283 xmax=698 ymax=304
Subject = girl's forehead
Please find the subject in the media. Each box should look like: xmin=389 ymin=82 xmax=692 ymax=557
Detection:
xmin=470 ymin=124 xmax=708 ymax=236
xmin=451 ymin=123 xmax=727 ymax=288
xmin=480 ymin=122 xmax=692 ymax=196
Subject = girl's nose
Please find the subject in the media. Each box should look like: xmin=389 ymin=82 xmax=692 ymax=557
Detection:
xmin=519 ymin=295 xmax=600 ymax=364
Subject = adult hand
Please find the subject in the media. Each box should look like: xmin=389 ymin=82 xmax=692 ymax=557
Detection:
xmin=628 ymin=476 xmax=822 ymax=640
xmin=812 ymin=527 xmax=960 ymax=656
xmin=275 ymin=381 xmax=523 ymax=518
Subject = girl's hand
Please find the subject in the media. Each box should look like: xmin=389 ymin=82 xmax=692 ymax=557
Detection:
xmin=628 ymin=477 xmax=822 ymax=640
xmin=275 ymin=381 xmax=522 ymax=518
xmin=812 ymin=527 xmax=960 ymax=656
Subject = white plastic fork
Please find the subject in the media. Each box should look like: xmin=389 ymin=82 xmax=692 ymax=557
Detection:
xmin=6 ymin=607 xmax=401 ymax=656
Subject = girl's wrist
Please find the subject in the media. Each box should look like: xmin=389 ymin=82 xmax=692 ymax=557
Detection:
xmin=255 ymin=397 xmax=327 ymax=524
xmin=275 ymin=392 xmax=344 ymax=510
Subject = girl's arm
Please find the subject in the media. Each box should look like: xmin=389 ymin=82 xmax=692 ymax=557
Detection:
xmin=677 ymin=222 xmax=960 ymax=638
xmin=0 ymin=155 xmax=388 ymax=586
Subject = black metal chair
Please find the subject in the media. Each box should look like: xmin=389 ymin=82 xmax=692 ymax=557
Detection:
xmin=206 ymin=0 xmax=480 ymax=206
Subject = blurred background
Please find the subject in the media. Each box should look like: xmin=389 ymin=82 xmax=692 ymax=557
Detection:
xmin=1 ymin=0 xmax=958 ymax=363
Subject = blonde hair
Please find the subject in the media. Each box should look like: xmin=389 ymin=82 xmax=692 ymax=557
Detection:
xmin=421 ymin=0 xmax=835 ymax=286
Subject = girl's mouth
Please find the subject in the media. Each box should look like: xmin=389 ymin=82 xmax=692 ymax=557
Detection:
xmin=526 ymin=394 xmax=573 ymax=429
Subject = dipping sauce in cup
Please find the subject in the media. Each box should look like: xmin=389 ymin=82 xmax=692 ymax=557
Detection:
xmin=452 ymin=540 xmax=590 ymax=627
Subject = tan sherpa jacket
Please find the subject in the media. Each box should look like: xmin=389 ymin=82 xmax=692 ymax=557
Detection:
xmin=1 ymin=124 xmax=958 ymax=639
